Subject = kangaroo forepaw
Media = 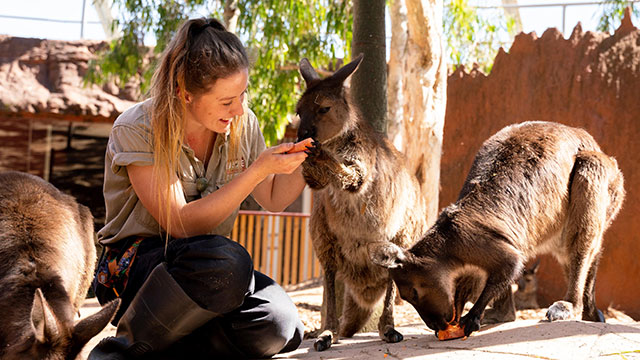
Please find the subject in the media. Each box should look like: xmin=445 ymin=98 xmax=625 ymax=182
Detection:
xmin=313 ymin=330 xmax=333 ymax=352
xmin=460 ymin=314 xmax=482 ymax=337
xmin=383 ymin=328 xmax=404 ymax=343
xmin=304 ymin=140 xmax=323 ymax=159
xmin=546 ymin=301 xmax=573 ymax=321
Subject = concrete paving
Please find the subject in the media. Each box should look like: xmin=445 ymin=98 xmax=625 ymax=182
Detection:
xmin=79 ymin=296 xmax=640 ymax=360
xmin=275 ymin=320 xmax=640 ymax=360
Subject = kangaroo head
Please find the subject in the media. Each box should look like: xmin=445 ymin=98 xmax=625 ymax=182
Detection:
xmin=2 ymin=288 xmax=120 ymax=360
xmin=295 ymin=54 xmax=364 ymax=143
xmin=370 ymin=242 xmax=455 ymax=333
xmin=517 ymin=258 xmax=540 ymax=294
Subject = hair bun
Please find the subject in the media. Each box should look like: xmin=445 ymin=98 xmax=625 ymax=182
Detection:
xmin=191 ymin=19 xmax=226 ymax=37
xmin=207 ymin=19 xmax=226 ymax=31
xmin=199 ymin=19 xmax=226 ymax=33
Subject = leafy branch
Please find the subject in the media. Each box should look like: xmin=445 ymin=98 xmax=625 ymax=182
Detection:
xmin=596 ymin=0 xmax=639 ymax=33
xmin=444 ymin=0 xmax=515 ymax=74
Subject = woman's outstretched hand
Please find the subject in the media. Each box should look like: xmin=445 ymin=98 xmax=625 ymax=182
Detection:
xmin=253 ymin=138 xmax=314 ymax=178
xmin=285 ymin=138 xmax=314 ymax=154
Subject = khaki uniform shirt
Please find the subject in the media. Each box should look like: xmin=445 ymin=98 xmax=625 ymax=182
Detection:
xmin=97 ymin=99 xmax=267 ymax=245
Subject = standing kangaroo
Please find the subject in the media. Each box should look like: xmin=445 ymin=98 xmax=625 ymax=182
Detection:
xmin=0 ymin=171 xmax=119 ymax=359
xmin=296 ymin=55 xmax=428 ymax=351
xmin=371 ymin=121 xmax=625 ymax=338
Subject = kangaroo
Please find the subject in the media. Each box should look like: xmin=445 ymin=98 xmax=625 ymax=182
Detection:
xmin=296 ymin=55 xmax=428 ymax=351
xmin=515 ymin=259 xmax=540 ymax=310
xmin=371 ymin=121 xmax=624 ymax=338
xmin=0 ymin=171 xmax=120 ymax=360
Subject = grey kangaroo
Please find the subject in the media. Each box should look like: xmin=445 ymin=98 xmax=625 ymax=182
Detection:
xmin=296 ymin=55 xmax=429 ymax=351
xmin=0 ymin=171 xmax=119 ymax=359
xmin=371 ymin=121 xmax=624 ymax=338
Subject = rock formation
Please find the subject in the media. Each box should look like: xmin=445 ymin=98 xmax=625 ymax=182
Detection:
xmin=0 ymin=35 xmax=138 ymax=122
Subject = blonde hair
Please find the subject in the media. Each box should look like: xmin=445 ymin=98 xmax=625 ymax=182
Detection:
xmin=148 ymin=18 xmax=249 ymax=238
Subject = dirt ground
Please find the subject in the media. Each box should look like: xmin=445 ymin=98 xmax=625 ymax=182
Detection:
xmin=285 ymin=281 xmax=636 ymax=340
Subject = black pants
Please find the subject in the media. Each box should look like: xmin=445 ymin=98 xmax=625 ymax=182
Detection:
xmin=95 ymin=235 xmax=304 ymax=359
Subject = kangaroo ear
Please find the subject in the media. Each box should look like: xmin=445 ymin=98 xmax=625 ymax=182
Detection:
xmin=299 ymin=58 xmax=320 ymax=86
xmin=31 ymin=288 xmax=59 ymax=343
xmin=369 ymin=243 xmax=407 ymax=269
xmin=329 ymin=53 xmax=364 ymax=85
xmin=71 ymin=298 xmax=120 ymax=347
xmin=531 ymin=258 xmax=541 ymax=273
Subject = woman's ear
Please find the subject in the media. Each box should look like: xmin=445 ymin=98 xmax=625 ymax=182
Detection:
xmin=177 ymin=87 xmax=192 ymax=103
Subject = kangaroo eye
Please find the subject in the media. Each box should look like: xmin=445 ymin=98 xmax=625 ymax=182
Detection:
xmin=318 ymin=107 xmax=331 ymax=114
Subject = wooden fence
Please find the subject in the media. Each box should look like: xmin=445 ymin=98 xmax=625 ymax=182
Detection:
xmin=231 ymin=210 xmax=322 ymax=287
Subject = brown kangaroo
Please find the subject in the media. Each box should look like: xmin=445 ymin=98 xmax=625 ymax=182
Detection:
xmin=371 ymin=121 xmax=624 ymax=338
xmin=296 ymin=55 xmax=429 ymax=351
xmin=515 ymin=259 xmax=540 ymax=310
xmin=0 ymin=171 xmax=119 ymax=360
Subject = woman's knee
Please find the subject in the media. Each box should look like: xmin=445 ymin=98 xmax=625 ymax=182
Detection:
xmin=167 ymin=235 xmax=254 ymax=312
xmin=244 ymin=308 xmax=304 ymax=358
xmin=243 ymin=283 xmax=304 ymax=357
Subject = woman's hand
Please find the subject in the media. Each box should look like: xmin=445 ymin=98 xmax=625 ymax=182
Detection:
xmin=285 ymin=137 xmax=314 ymax=154
xmin=251 ymin=138 xmax=313 ymax=180
xmin=250 ymin=138 xmax=314 ymax=212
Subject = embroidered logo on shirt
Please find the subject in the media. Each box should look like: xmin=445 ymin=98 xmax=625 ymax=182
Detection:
xmin=226 ymin=157 xmax=246 ymax=177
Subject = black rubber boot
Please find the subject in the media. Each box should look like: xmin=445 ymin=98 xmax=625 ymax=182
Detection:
xmin=88 ymin=263 xmax=218 ymax=359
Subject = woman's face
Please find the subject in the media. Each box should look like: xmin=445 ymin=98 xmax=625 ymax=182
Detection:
xmin=185 ymin=68 xmax=249 ymax=134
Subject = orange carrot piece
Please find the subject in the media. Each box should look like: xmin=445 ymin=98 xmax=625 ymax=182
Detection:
xmin=437 ymin=323 xmax=466 ymax=341
xmin=286 ymin=138 xmax=314 ymax=153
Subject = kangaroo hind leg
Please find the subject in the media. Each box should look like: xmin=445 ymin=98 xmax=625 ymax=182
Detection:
xmin=582 ymin=253 xmax=605 ymax=322
xmin=314 ymin=266 xmax=338 ymax=352
xmin=339 ymin=285 xmax=377 ymax=338
xmin=547 ymin=151 xmax=622 ymax=322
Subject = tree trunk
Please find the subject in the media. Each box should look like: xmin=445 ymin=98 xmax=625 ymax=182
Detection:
xmin=223 ymin=0 xmax=240 ymax=33
xmin=387 ymin=0 xmax=408 ymax=150
xmin=388 ymin=0 xmax=448 ymax=225
xmin=351 ymin=0 xmax=387 ymax=133
xmin=501 ymin=0 xmax=523 ymax=36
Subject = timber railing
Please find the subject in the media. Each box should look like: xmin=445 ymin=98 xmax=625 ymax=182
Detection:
xmin=231 ymin=210 xmax=322 ymax=287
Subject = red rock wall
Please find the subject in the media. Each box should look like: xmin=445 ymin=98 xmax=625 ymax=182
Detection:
xmin=0 ymin=35 xmax=137 ymax=122
xmin=441 ymin=17 xmax=640 ymax=319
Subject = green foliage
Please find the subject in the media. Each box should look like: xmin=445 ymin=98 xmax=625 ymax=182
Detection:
xmin=238 ymin=0 xmax=352 ymax=143
xmin=444 ymin=0 xmax=515 ymax=74
xmin=86 ymin=1 xmax=195 ymax=96
xmin=85 ymin=0 xmax=352 ymax=146
xmin=596 ymin=0 xmax=638 ymax=33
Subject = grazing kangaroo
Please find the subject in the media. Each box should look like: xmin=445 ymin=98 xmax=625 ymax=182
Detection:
xmin=371 ymin=121 xmax=624 ymax=338
xmin=0 ymin=171 xmax=120 ymax=360
xmin=296 ymin=55 xmax=428 ymax=351
xmin=515 ymin=259 xmax=540 ymax=310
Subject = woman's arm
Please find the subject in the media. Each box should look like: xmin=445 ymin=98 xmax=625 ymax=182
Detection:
xmin=128 ymin=142 xmax=306 ymax=238
xmin=251 ymin=166 xmax=307 ymax=212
